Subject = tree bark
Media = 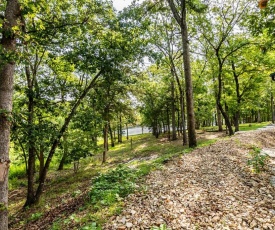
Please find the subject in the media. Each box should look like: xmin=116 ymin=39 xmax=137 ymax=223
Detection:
xmin=58 ymin=134 xmax=68 ymax=171
xmin=172 ymin=63 xmax=187 ymax=144
xmin=171 ymin=80 xmax=177 ymax=140
xmin=0 ymin=1 xmax=21 ymax=228
xmin=271 ymin=92 xmax=275 ymax=123
xmin=118 ymin=114 xmax=122 ymax=143
xmin=102 ymin=121 xmax=108 ymax=164
xmin=166 ymin=106 xmax=170 ymax=140
xmin=233 ymin=111 xmax=240 ymax=132
xmin=25 ymin=65 xmax=36 ymax=206
xmin=38 ymin=149 xmax=44 ymax=181
xmin=231 ymin=61 xmax=241 ymax=132
xmin=216 ymin=103 xmax=223 ymax=131
xmin=109 ymin=124 xmax=115 ymax=147
xmin=215 ymin=54 xmax=234 ymax=135
xmin=126 ymin=123 xmax=129 ymax=140
xmin=216 ymin=70 xmax=234 ymax=136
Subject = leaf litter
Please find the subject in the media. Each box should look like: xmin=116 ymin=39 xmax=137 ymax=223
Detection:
xmin=104 ymin=129 xmax=275 ymax=229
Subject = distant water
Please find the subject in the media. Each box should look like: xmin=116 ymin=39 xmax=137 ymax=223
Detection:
xmin=122 ymin=126 xmax=151 ymax=136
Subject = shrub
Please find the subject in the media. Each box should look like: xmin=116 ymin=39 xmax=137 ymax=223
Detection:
xmin=247 ymin=147 xmax=269 ymax=173
xmin=89 ymin=165 xmax=137 ymax=207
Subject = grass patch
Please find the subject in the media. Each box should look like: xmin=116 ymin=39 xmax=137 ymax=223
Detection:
xmin=9 ymin=163 xmax=26 ymax=179
xmin=201 ymin=122 xmax=270 ymax=132
xmin=239 ymin=122 xmax=270 ymax=131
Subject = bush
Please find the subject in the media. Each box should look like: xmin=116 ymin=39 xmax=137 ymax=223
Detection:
xmin=89 ymin=165 xmax=137 ymax=207
xmin=247 ymin=147 xmax=269 ymax=173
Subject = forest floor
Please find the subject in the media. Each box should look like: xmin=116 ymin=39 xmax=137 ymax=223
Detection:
xmin=9 ymin=125 xmax=275 ymax=230
xmin=104 ymin=128 xmax=275 ymax=230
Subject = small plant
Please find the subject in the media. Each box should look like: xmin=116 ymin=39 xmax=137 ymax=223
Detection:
xmin=29 ymin=212 xmax=43 ymax=221
xmin=247 ymin=147 xmax=269 ymax=173
xmin=81 ymin=222 xmax=101 ymax=230
xmin=151 ymin=224 xmax=171 ymax=230
xmin=71 ymin=189 xmax=81 ymax=198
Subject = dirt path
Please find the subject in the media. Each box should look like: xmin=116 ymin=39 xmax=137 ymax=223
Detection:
xmin=104 ymin=129 xmax=275 ymax=229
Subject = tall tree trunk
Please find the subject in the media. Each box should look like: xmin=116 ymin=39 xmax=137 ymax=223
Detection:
xmin=217 ymin=100 xmax=234 ymax=135
xmin=0 ymin=1 xmax=21 ymax=228
xmin=179 ymin=92 xmax=187 ymax=145
xmin=216 ymin=103 xmax=223 ymax=131
xmin=177 ymin=104 xmax=181 ymax=136
xmin=233 ymin=111 xmax=240 ymax=132
xmin=257 ymin=110 xmax=261 ymax=123
xmin=118 ymin=114 xmax=122 ymax=143
xmin=126 ymin=123 xmax=129 ymax=140
xmin=181 ymin=14 xmax=197 ymax=147
xmin=166 ymin=0 xmax=197 ymax=147
xmin=166 ymin=106 xmax=170 ymax=140
xmin=171 ymin=80 xmax=177 ymax=140
xmin=109 ymin=124 xmax=115 ymax=147
xmin=216 ymin=64 xmax=233 ymax=135
xmin=231 ymin=61 xmax=241 ymax=132
xmin=102 ymin=122 xmax=108 ymax=164
xmin=25 ymin=66 xmax=36 ymax=206
xmin=38 ymin=149 xmax=44 ymax=181
xmin=271 ymin=92 xmax=275 ymax=123
xmin=58 ymin=134 xmax=68 ymax=171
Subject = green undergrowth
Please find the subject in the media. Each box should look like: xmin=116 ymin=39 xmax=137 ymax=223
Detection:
xmin=239 ymin=122 xmax=270 ymax=131
xmin=202 ymin=121 xmax=269 ymax=132
xmin=89 ymin=165 xmax=137 ymax=208
xmin=247 ymin=146 xmax=269 ymax=173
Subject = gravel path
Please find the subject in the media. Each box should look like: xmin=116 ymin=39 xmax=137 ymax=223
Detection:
xmin=104 ymin=129 xmax=275 ymax=230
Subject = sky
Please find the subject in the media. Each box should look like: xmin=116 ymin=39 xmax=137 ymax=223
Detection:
xmin=112 ymin=0 xmax=133 ymax=11
xmin=112 ymin=0 xmax=144 ymax=11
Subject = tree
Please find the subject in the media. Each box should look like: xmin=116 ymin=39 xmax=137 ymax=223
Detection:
xmin=9 ymin=0 xmax=147 ymax=206
xmin=0 ymin=1 xmax=21 ymax=229
xmin=147 ymin=8 xmax=187 ymax=143
xmin=166 ymin=0 xmax=197 ymax=147
xmin=14 ymin=0 xmax=109 ymax=206
xmin=196 ymin=0 xmax=251 ymax=135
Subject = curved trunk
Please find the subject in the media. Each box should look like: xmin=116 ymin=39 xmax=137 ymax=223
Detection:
xmin=24 ymin=71 xmax=102 ymax=207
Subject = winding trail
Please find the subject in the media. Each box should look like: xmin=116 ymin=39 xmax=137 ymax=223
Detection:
xmin=104 ymin=129 xmax=275 ymax=230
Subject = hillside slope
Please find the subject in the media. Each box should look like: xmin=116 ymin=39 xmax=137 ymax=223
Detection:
xmin=104 ymin=129 xmax=275 ymax=229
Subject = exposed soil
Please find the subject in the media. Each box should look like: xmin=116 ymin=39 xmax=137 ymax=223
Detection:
xmin=104 ymin=129 xmax=275 ymax=229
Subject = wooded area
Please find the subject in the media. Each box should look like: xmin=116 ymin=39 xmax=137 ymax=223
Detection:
xmin=1 ymin=0 xmax=275 ymax=229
